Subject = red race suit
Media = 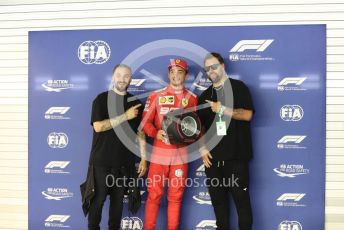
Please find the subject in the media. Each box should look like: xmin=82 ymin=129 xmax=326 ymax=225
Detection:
xmin=142 ymin=85 xmax=197 ymax=230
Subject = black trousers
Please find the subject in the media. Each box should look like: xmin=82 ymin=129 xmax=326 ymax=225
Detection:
xmin=205 ymin=160 xmax=253 ymax=230
xmin=88 ymin=166 xmax=126 ymax=230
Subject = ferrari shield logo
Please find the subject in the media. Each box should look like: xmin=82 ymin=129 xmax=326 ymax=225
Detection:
xmin=182 ymin=98 xmax=188 ymax=107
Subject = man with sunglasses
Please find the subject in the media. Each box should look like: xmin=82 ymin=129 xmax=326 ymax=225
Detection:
xmin=197 ymin=53 xmax=254 ymax=230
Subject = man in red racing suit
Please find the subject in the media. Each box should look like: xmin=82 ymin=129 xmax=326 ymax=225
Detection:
xmin=141 ymin=59 xmax=197 ymax=230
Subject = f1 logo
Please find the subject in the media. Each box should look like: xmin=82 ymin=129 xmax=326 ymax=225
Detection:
xmin=130 ymin=79 xmax=146 ymax=87
xmin=45 ymin=215 xmax=70 ymax=223
xmin=196 ymin=220 xmax=217 ymax=228
xmin=230 ymin=39 xmax=274 ymax=52
xmin=45 ymin=107 xmax=70 ymax=115
xmin=279 ymin=77 xmax=306 ymax=86
xmin=278 ymin=136 xmax=306 ymax=144
xmin=277 ymin=193 xmax=305 ymax=202
xmin=45 ymin=161 xmax=70 ymax=169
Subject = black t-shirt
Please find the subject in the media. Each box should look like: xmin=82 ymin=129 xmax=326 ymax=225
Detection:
xmin=197 ymin=78 xmax=255 ymax=161
xmin=89 ymin=91 xmax=143 ymax=167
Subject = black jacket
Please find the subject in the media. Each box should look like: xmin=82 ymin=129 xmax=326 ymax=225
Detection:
xmin=80 ymin=165 xmax=95 ymax=216
xmin=80 ymin=164 xmax=141 ymax=216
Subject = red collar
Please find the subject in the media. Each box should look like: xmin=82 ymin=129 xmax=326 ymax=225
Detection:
xmin=167 ymin=85 xmax=185 ymax=94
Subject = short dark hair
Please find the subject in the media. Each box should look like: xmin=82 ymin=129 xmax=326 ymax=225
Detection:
xmin=204 ymin=52 xmax=225 ymax=64
xmin=112 ymin=64 xmax=132 ymax=74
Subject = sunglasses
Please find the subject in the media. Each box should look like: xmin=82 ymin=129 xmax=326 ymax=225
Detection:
xmin=204 ymin=63 xmax=221 ymax=72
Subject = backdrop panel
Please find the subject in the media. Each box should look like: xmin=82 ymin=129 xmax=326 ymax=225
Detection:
xmin=29 ymin=25 xmax=326 ymax=230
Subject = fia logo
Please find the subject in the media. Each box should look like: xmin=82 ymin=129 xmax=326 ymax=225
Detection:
xmin=78 ymin=40 xmax=111 ymax=64
xmin=229 ymin=53 xmax=239 ymax=61
xmin=121 ymin=217 xmax=143 ymax=230
xmin=278 ymin=220 xmax=302 ymax=230
xmin=47 ymin=132 xmax=68 ymax=148
xmin=280 ymin=105 xmax=304 ymax=121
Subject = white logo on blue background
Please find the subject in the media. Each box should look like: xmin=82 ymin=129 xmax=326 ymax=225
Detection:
xmin=193 ymin=191 xmax=212 ymax=205
xmin=229 ymin=39 xmax=274 ymax=61
xmin=195 ymin=164 xmax=206 ymax=177
xmin=230 ymin=39 xmax=274 ymax=52
xmin=44 ymin=215 xmax=70 ymax=228
xmin=42 ymin=80 xmax=74 ymax=92
xmin=121 ymin=217 xmax=143 ymax=230
xmin=193 ymin=77 xmax=212 ymax=91
xmin=274 ymin=164 xmax=310 ymax=178
xmin=278 ymin=77 xmax=307 ymax=91
xmin=276 ymin=193 xmax=306 ymax=207
xmin=130 ymin=79 xmax=146 ymax=87
xmin=128 ymin=79 xmax=146 ymax=93
xmin=278 ymin=220 xmax=302 ymax=230
xmin=44 ymin=161 xmax=71 ymax=174
xmin=280 ymin=105 xmax=304 ymax=121
xmin=47 ymin=132 xmax=68 ymax=148
xmin=229 ymin=53 xmax=240 ymax=61
xmin=78 ymin=40 xmax=111 ymax=64
xmin=45 ymin=107 xmax=71 ymax=120
xmin=195 ymin=220 xmax=217 ymax=229
xmin=277 ymin=135 xmax=307 ymax=149
xmin=42 ymin=187 xmax=74 ymax=200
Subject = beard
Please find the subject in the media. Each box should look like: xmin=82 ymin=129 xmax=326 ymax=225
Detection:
xmin=114 ymin=82 xmax=128 ymax=92
xmin=208 ymin=73 xmax=222 ymax=84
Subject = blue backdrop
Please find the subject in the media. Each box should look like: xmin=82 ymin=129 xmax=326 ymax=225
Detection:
xmin=29 ymin=25 xmax=326 ymax=230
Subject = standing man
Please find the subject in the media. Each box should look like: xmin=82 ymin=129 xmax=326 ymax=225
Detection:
xmin=86 ymin=64 xmax=147 ymax=230
xmin=142 ymin=59 xmax=197 ymax=230
xmin=197 ymin=53 xmax=254 ymax=230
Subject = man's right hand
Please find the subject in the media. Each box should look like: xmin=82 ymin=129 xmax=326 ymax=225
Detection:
xmin=125 ymin=104 xmax=141 ymax=120
xmin=156 ymin=130 xmax=167 ymax=142
xmin=200 ymin=147 xmax=213 ymax=168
